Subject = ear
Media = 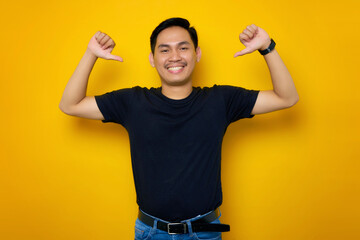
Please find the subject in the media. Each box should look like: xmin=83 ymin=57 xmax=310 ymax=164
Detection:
xmin=149 ymin=52 xmax=155 ymax=67
xmin=196 ymin=47 xmax=202 ymax=62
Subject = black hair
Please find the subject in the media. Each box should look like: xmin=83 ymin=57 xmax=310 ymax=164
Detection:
xmin=150 ymin=17 xmax=198 ymax=54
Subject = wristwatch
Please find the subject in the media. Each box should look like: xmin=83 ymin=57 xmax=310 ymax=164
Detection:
xmin=258 ymin=38 xmax=276 ymax=55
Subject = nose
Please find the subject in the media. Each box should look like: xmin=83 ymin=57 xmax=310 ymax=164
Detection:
xmin=169 ymin=49 xmax=182 ymax=61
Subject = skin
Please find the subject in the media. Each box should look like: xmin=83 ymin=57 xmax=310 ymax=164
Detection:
xmin=234 ymin=24 xmax=299 ymax=114
xmin=149 ymin=26 xmax=201 ymax=100
xmin=59 ymin=24 xmax=298 ymax=119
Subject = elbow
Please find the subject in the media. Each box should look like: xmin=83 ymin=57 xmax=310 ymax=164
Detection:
xmin=286 ymin=94 xmax=299 ymax=108
xmin=294 ymin=94 xmax=300 ymax=105
xmin=59 ymin=102 xmax=65 ymax=113
xmin=59 ymin=103 xmax=68 ymax=115
xmin=59 ymin=102 xmax=73 ymax=116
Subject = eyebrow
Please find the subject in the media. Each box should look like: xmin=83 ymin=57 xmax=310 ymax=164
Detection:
xmin=157 ymin=41 xmax=191 ymax=49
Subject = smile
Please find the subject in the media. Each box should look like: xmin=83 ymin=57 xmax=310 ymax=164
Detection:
xmin=167 ymin=66 xmax=185 ymax=73
xmin=168 ymin=66 xmax=183 ymax=71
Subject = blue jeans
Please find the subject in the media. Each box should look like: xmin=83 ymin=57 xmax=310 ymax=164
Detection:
xmin=134 ymin=209 xmax=223 ymax=240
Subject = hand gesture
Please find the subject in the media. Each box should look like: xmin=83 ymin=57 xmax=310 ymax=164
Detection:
xmin=234 ymin=24 xmax=271 ymax=57
xmin=87 ymin=31 xmax=123 ymax=61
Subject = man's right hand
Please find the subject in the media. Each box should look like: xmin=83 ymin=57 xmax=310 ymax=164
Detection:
xmin=87 ymin=31 xmax=123 ymax=62
xmin=59 ymin=31 xmax=124 ymax=120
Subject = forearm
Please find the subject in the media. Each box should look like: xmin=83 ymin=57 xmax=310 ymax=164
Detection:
xmin=263 ymin=49 xmax=299 ymax=105
xmin=59 ymin=49 xmax=98 ymax=112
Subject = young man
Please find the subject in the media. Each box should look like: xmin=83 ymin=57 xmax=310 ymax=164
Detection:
xmin=59 ymin=18 xmax=298 ymax=239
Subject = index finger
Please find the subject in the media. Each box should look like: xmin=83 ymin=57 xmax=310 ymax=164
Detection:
xmin=247 ymin=24 xmax=258 ymax=33
xmin=102 ymin=38 xmax=116 ymax=49
xmin=239 ymin=33 xmax=250 ymax=42
xmin=95 ymin=32 xmax=107 ymax=42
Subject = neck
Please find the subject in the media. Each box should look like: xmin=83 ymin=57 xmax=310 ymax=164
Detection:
xmin=161 ymin=82 xmax=193 ymax=100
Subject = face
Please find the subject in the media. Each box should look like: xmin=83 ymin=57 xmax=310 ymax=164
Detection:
xmin=149 ymin=26 xmax=201 ymax=87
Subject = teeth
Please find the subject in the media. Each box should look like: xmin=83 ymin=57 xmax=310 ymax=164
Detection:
xmin=168 ymin=66 xmax=183 ymax=71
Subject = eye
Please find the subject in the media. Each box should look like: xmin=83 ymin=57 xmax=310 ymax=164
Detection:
xmin=180 ymin=47 xmax=188 ymax=51
xmin=160 ymin=49 xmax=169 ymax=53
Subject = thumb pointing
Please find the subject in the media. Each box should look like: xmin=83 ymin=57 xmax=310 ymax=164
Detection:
xmin=234 ymin=48 xmax=252 ymax=57
xmin=107 ymin=54 xmax=123 ymax=62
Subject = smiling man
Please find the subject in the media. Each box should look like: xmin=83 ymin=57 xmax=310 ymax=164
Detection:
xmin=149 ymin=24 xmax=201 ymax=99
xmin=59 ymin=18 xmax=298 ymax=240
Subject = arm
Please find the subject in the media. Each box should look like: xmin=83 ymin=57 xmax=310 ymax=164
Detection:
xmin=59 ymin=31 xmax=123 ymax=119
xmin=234 ymin=24 xmax=299 ymax=115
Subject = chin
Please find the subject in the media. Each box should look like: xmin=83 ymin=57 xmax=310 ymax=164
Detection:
xmin=162 ymin=78 xmax=192 ymax=87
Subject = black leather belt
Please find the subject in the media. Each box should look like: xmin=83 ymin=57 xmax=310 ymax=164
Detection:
xmin=138 ymin=208 xmax=230 ymax=235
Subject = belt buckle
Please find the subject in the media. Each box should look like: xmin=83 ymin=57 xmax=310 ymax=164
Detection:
xmin=167 ymin=222 xmax=187 ymax=235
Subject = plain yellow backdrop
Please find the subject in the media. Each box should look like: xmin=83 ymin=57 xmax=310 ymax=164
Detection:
xmin=1 ymin=0 xmax=359 ymax=239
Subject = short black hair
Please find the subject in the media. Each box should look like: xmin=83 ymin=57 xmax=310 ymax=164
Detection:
xmin=150 ymin=17 xmax=198 ymax=54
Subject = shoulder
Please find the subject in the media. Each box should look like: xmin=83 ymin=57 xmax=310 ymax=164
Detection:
xmin=193 ymin=84 xmax=227 ymax=93
xmin=210 ymin=84 xmax=248 ymax=91
xmin=100 ymin=86 xmax=157 ymax=96
xmin=196 ymin=84 xmax=248 ymax=96
xmin=132 ymin=86 xmax=161 ymax=95
xmin=94 ymin=86 xmax=150 ymax=105
xmin=198 ymin=84 xmax=244 ymax=91
xmin=210 ymin=84 xmax=259 ymax=97
xmin=190 ymin=85 xmax=238 ymax=98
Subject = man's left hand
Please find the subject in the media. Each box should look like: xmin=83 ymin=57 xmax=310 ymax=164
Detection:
xmin=234 ymin=24 xmax=271 ymax=57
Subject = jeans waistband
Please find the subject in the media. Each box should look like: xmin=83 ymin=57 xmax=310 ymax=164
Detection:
xmin=138 ymin=208 xmax=230 ymax=234
xmin=139 ymin=208 xmax=221 ymax=223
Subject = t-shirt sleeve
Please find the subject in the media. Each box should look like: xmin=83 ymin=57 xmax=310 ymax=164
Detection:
xmin=217 ymin=85 xmax=259 ymax=123
xmin=94 ymin=88 xmax=134 ymax=125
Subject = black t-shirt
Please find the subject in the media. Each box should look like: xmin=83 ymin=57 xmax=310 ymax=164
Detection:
xmin=95 ymin=85 xmax=259 ymax=221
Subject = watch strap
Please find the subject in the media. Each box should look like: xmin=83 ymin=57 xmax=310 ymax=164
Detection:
xmin=258 ymin=38 xmax=276 ymax=55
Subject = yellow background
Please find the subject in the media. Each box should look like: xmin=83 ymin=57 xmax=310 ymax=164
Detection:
xmin=1 ymin=0 xmax=359 ymax=239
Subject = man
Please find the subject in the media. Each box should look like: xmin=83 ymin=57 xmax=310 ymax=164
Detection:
xmin=59 ymin=18 xmax=298 ymax=239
